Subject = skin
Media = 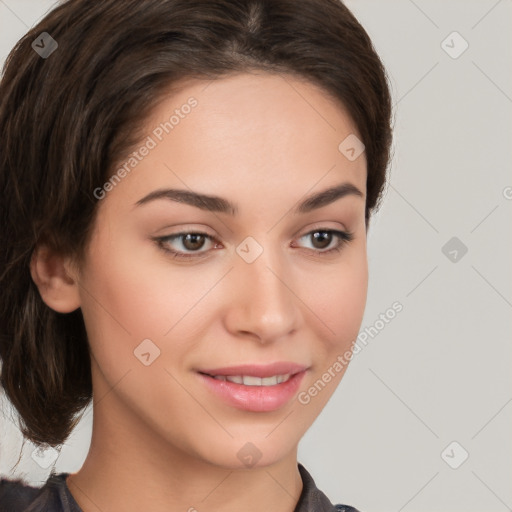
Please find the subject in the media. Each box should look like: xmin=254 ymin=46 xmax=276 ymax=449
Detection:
xmin=31 ymin=71 xmax=368 ymax=512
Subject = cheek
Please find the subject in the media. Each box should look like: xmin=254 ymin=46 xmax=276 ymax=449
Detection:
xmin=303 ymin=250 xmax=368 ymax=351
xmin=77 ymin=233 xmax=217 ymax=369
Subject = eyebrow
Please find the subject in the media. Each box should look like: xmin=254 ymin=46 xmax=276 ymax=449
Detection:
xmin=133 ymin=182 xmax=363 ymax=215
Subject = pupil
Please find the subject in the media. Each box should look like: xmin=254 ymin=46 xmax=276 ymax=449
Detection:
xmin=312 ymin=231 xmax=331 ymax=249
xmin=184 ymin=234 xmax=205 ymax=250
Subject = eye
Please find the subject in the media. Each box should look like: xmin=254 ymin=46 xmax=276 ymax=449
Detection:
xmin=293 ymin=228 xmax=354 ymax=255
xmin=152 ymin=228 xmax=354 ymax=261
xmin=153 ymin=231 xmax=219 ymax=260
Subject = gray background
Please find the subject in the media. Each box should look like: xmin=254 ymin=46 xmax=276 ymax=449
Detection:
xmin=0 ymin=1 xmax=511 ymax=511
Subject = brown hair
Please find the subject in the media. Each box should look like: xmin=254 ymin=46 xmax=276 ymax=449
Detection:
xmin=0 ymin=0 xmax=393 ymax=454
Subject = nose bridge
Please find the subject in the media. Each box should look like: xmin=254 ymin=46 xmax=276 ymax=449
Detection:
xmin=228 ymin=235 xmax=298 ymax=341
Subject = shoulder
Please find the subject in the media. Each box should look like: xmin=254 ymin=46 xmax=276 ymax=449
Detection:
xmin=297 ymin=463 xmax=362 ymax=512
xmin=334 ymin=506 xmax=361 ymax=512
xmin=0 ymin=472 xmax=72 ymax=512
xmin=0 ymin=475 xmax=41 ymax=511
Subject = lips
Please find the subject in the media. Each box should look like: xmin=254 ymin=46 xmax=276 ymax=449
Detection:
xmin=196 ymin=362 xmax=309 ymax=412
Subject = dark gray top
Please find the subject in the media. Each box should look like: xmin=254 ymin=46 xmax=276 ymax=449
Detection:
xmin=0 ymin=463 xmax=360 ymax=512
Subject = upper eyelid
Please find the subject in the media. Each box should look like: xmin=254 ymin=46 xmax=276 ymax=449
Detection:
xmin=157 ymin=227 xmax=351 ymax=251
xmin=157 ymin=221 xmax=349 ymax=239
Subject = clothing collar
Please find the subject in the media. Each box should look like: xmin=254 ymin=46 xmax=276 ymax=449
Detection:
xmin=47 ymin=463 xmax=352 ymax=512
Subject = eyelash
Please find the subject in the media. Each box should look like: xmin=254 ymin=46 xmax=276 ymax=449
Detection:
xmin=153 ymin=228 xmax=354 ymax=261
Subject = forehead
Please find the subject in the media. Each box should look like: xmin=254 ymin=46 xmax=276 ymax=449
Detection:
xmin=104 ymin=72 xmax=367 ymax=213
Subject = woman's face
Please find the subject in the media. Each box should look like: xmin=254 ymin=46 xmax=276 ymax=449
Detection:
xmin=76 ymin=71 xmax=368 ymax=469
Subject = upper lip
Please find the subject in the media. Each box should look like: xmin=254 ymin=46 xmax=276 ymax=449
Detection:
xmin=198 ymin=362 xmax=309 ymax=378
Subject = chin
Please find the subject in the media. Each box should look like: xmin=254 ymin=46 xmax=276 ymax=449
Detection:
xmin=194 ymin=434 xmax=297 ymax=470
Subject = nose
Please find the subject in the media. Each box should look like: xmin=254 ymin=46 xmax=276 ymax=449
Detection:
xmin=223 ymin=244 xmax=300 ymax=344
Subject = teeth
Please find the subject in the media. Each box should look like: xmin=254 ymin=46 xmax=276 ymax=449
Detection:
xmin=242 ymin=375 xmax=262 ymax=386
xmin=226 ymin=375 xmax=243 ymax=384
xmin=212 ymin=374 xmax=291 ymax=386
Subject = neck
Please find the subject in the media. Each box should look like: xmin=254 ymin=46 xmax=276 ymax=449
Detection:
xmin=66 ymin=381 xmax=303 ymax=512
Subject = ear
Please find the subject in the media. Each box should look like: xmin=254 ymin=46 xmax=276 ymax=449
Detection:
xmin=30 ymin=244 xmax=81 ymax=313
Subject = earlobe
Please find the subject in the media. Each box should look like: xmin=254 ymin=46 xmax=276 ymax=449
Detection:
xmin=29 ymin=244 xmax=81 ymax=313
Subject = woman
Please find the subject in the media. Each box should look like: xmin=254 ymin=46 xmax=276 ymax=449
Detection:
xmin=0 ymin=0 xmax=393 ymax=510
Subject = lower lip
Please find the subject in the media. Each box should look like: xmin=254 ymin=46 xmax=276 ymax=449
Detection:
xmin=197 ymin=371 xmax=306 ymax=412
